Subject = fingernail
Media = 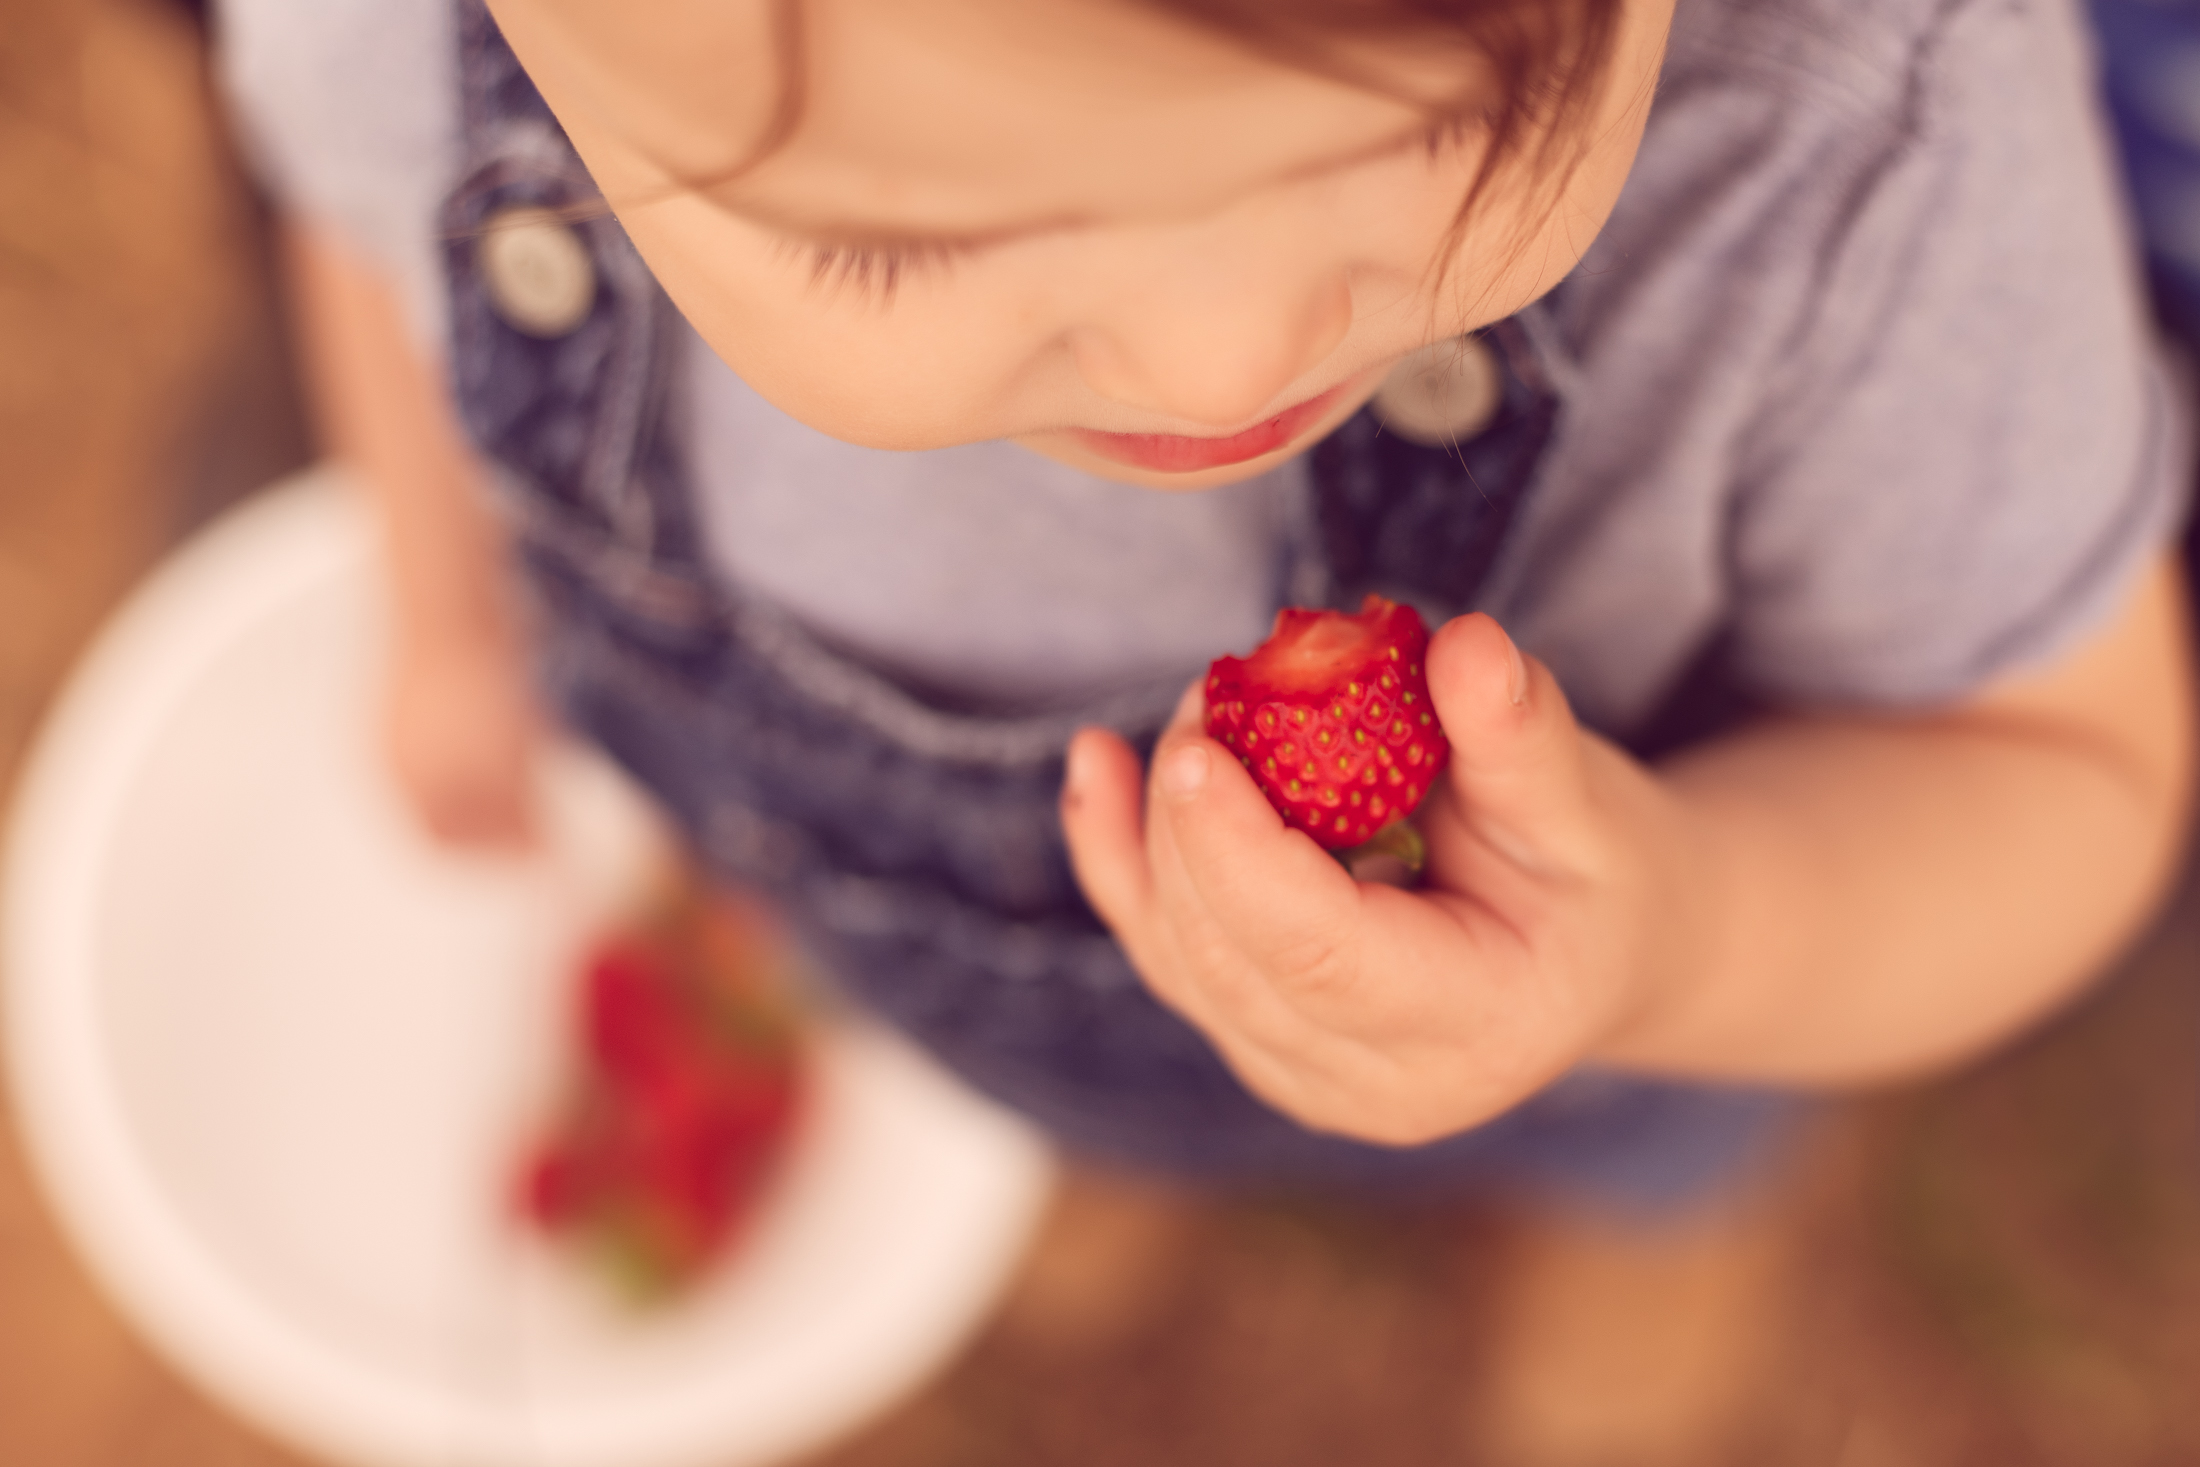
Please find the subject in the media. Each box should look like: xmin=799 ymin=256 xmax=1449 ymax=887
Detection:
xmin=1499 ymin=624 xmax=1528 ymax=707
xmin=1160 ymin=743 xmax=1210 ymax=802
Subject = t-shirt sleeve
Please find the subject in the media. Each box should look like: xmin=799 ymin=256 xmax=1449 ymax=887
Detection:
xmin=1722 ymin=0 xmax=2192 ymax=708
xmin=210 ymin=0 xmax=458 ymax=350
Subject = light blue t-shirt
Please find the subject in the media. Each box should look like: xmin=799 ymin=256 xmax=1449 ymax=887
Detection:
xmin=214 ymin=0 xmax=2193 ymax=733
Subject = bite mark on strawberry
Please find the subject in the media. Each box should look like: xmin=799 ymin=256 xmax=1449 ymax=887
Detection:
xmin=1203 ymin=594 xmax=1450 ymax=851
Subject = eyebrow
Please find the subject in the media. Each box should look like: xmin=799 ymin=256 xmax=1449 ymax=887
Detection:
xmin=697 ymin=116 xmax=1442 ymax=250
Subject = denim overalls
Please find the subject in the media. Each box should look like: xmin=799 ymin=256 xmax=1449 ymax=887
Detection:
xmin=441 ymin=2 xmax=1788 ymax=1205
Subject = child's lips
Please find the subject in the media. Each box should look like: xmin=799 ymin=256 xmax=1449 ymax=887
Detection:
xmin=1071 ymin=382 xmax=1352 ymax=474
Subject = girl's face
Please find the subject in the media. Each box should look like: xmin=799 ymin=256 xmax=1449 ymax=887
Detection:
xmin=490 ymin=0 xmax=1674 ymax=488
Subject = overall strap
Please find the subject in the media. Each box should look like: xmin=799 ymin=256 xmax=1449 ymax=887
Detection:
xmin=1315 ymin=319 xmax=1558 ymax=613
xmin=441 ymin=0 xmax=716 ymax=636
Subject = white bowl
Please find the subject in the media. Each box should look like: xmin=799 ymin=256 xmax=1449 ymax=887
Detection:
xmin=4 ymin=468 xmax=1057 ymax=1467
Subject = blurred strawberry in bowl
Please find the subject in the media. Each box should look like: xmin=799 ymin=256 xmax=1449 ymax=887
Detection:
xmin=521 ymin=888 xmax=807 ymax=1302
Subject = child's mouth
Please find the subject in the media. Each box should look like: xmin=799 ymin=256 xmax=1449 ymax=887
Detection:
xmin=1071 ymin=382 xmax=1351 ymax=474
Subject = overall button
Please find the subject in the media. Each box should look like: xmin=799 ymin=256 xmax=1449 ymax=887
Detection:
xmin=479 ymin=206 xmax=596 ymax=338
xmin=1372 ymin=335 xmax=1502 ymax=447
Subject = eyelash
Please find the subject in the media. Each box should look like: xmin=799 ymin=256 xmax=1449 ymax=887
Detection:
xmin=778 ymin=119 xmax=1476 ymax=307
xmin=783 ymin=239 xmax=973 ymax=307
xmin=1421 ymin=115 xmax=1478 ymax=160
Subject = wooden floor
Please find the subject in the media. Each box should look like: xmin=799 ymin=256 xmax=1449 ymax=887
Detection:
xmin=7 ymin=4 xmax=2200 ymax=1464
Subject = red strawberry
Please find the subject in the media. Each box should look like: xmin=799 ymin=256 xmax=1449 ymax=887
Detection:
xmin=518 ymin=893 xmax=806 ymax=1303
xmin=1204 ymin=594 xmax=1450 ymax=851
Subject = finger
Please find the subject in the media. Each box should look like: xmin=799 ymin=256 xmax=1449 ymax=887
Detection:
xmin=1060 ymin=727 xmax=1155 ymax=937
xmin=1147 ymin=722 xmax=1364 ymax=987
xmin=1147 ymin=676 xmax=1382 ymax=1044
xmin=389 ymin=727 xmax=535 ymax=851
xmin=419 ymin=757 xmax=539 ymax=850
xmin=1423 ymin=613 xmax=1598 ymax=872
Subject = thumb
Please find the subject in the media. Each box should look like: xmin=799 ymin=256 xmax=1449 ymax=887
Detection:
xmin=1423 ymin=613 xmax=1597 ymax=866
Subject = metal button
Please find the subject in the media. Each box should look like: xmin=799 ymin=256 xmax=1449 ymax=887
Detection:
xmin=479 ymin=206 xmax=596 ymax=338
xmin=1372 ymin=335 xmax=1502 ymax=447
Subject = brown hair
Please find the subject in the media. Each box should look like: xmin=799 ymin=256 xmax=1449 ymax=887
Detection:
xmin=1135 ymin=0 xmax=1628 ymax=297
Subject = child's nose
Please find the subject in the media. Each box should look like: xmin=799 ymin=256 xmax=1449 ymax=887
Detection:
xmin=1071 ymin=256 xmax=1355 ymax=430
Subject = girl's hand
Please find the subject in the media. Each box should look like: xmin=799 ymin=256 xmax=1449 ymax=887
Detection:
xmin=383 ymin=628 xmax=542 ymax=851
xmin=1060 ymin=614 xmax=1715 ymax=1145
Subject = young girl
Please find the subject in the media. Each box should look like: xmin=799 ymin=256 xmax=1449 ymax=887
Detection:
xmin=218 ymin=0 xmax=2192 ymax=1414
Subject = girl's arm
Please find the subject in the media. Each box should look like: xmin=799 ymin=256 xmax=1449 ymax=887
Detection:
xmin=1063 ymin=553 xmax=2196 ymax=1142
xmin=1607 ymin=552 xmax=2195 ymax=1083
xmin=282 ymin=214 xmax=541 ymax=848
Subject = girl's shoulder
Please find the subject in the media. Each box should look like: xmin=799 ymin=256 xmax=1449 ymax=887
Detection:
xmin=213 ymin=0 xmax=453 ymax=153
xmin=1614 ymin=0 xmax=2104 ymax=283
xmin=212 ymin=0 xmax=456 ymax=345
xmin=1514 ymin=0 xmax=2179 ymax=722
xmin=1664 ymin=0 xmax=2090 ymax=126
